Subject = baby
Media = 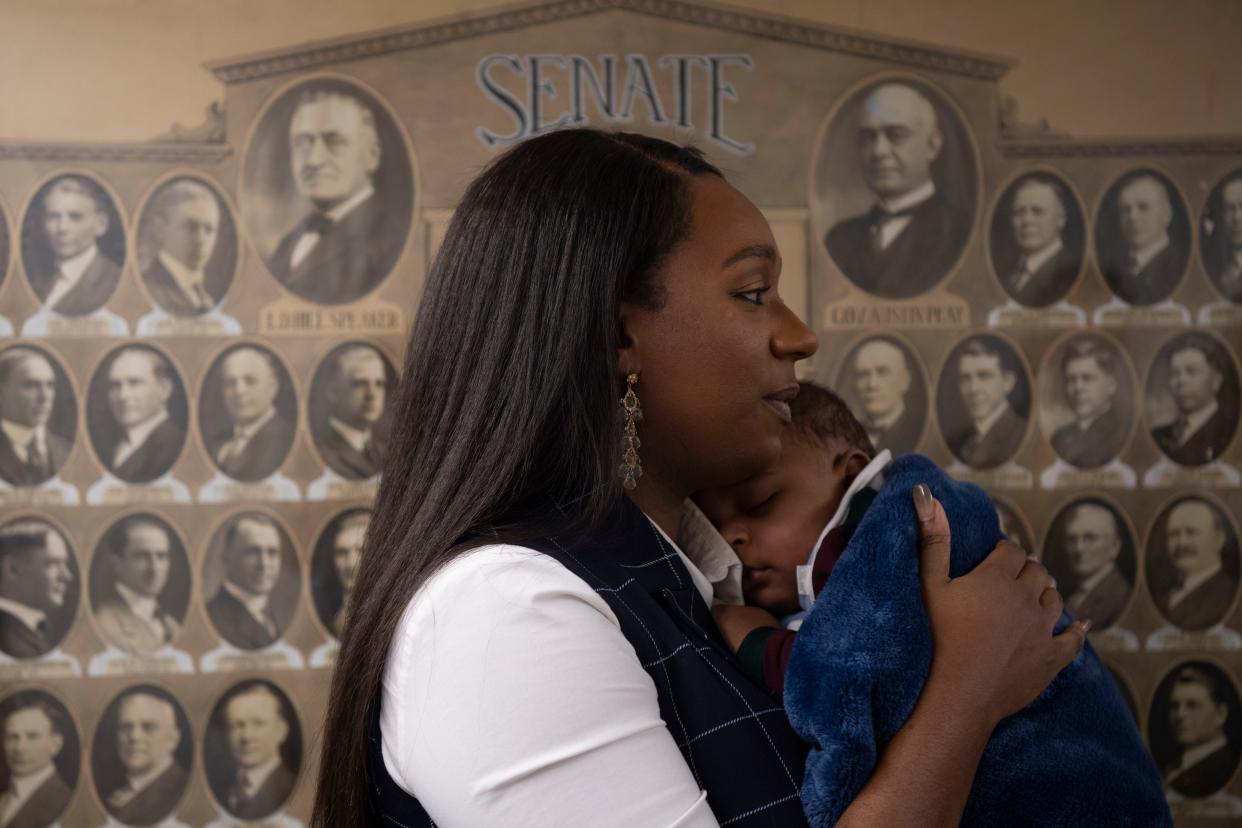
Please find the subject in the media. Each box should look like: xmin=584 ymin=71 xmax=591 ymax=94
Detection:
xmin=694 ymin=382 xmax=882 ymax=695
xmin=694 ymin=382 xmax=1170 ymax=827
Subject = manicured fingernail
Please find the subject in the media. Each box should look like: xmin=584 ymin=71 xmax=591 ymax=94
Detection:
xmin=1049 ymin=576 xmax=1057 ymax=590
xmin=913 ymin=484 xmax=934 ymax=522
xmin=1079 ymin=618 xmax=1092 ymax=634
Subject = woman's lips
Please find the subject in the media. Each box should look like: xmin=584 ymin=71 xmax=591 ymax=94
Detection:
xmin=763 ymin=384 xmax=799 ymax=424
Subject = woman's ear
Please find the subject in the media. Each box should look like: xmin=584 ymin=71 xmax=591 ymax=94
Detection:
xmin=616 ymin=301 xmax=642 ymax=377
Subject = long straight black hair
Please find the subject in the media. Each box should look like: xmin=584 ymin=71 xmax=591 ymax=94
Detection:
xmin=312 ymin=129 xmax=721 ymax=826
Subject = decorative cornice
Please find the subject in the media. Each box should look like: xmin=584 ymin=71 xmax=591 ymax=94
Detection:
xmin=151 ymin=101 xmax=228 ymax=145
xmin=1000 ymin=136 xmax=1242 ymax=158
xmin=0 ymin=141 xmax=232 ymax=164
xmin=206 ymin=0 xmax=1013 ymax=85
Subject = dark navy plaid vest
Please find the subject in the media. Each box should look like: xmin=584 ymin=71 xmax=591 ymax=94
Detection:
xmin=368 ymin=496 xmax=809 ymax=826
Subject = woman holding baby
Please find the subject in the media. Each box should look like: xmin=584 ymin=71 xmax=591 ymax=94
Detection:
xmin=312 ymin=129 xmax=1087 ymax=827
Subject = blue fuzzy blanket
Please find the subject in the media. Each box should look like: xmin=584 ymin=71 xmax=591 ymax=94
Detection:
xmin=783 ymin=454 xmax=1170 ymax=827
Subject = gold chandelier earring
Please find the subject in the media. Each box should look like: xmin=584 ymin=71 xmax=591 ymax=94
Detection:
xmin=620 ymin=372 xmax=643 ymax=490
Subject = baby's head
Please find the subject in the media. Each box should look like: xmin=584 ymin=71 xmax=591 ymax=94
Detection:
xmin=695 ymin=382 xmax=874 ymax=615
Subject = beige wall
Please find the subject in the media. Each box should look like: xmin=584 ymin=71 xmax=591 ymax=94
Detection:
xmin=2 ymin=0 xmax=1241 ymax=143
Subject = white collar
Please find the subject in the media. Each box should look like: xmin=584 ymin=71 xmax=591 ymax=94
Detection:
xmin=56 ymin=244 xmax=98 ymax=283
xmin=121 ymin=409 xmax=169 ymax=452
xmin=238 ymin=756 xmax=282 ymax=796
xmin=973 ymin=401 xmax=1011 ymax=437
xmin=4 ymin=762 xmax=56 ymax=804
xmin=328 ymin=417 xmax=372 ymax=454
xmin=808 ymin=450 xmax=892 ymax=567
xmin=231 ymin=406 xmax=275 ymax=440
xmin=1168 ymin=561 xmax=1225 ymax=610
xmin=126 ymin=754 xmax=175 ymax=794
xmin=115 ymin=581 xmax=160 ymax=622
xmin=324 ymin=186 xmax=375 ymax=224
xmin=157 ymin=249 xmax=208 ymax=300
xmin=1180 ymin=400 xmax=1220 ymax=443
xmin=878 ymin=180 xmax=935 ymax=215
xmin=222 ymin=579 xmax=271 ymax=623
xmin=869 ymin=403 xmax=905 ymax=432
xmin=1019 ymin=238 xmax=1064 ymax=272
xmin=1170 ymin=735 xmax=1229 ymax=779
xmin=1128 ymin=235 xmax=1170 ymax=272
xmin=1072 ymin=562 xmax=1116 ymax=598
xmin=1073 ymin=402 xmax=1112 ymax=432
xmin=676 ymin=500 xmax=746 ymax=606
xmin=0 ymin=595 xmax=45 ymax=632
xmin=1 ymin=419 xmax=45 ymax=459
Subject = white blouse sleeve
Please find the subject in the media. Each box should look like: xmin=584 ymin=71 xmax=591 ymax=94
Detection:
xmin=381 ymin=544 xmax=721 ymax=828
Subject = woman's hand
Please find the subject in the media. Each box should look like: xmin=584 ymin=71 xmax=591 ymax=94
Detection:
xmin=913 ymin=483 xmax=1088 ymax=728
xmin=710 ymin=603 xmax=779 ymax=653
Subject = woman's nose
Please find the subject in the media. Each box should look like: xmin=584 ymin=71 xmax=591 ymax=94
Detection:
xmin=772 ymin=304 xmax=818 ymax=361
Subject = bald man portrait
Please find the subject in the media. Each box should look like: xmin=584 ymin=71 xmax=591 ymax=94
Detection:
xmin=264 ymin=86 xmax=407 ymax=305
xmin=1050 ymin=339 xmax=1129 ymax=469
xmin=1159 ymin=665 xmax=1240 ymax=799
xmin=311 ymin=344 xmax=390 ymax=479
xmin=844 ymin=337 xmax=922 ymax=455
xmin=91 ymin=346 xmax=186 ymax=484
xmin=1151 ymin=499 xmax=1239 ymax=631
xmin=0 ymin=349 xmax=73 ymax=487
xmin=207 ymin=681 xmax=299 ymax=821
xmin=1149 ymin=335 xmax=1238 ymax=467
xmin=1097 ymin=171 xmax=1188 ymax=307
xmin=141 ymin=178 xmax=230 ymax=316
xmin=1202 ymin=171 xmax=1242 ymax=302
xmin=23 ymin=175 xmax=123 ymax=316
xmin=1052 ymin=501 xmax=1133 ymax=630
xmin=202 ymin=346 xmax=296 ymax=482
xmin=824 ymin=81 xmax=972 ymax=299
xmin=0 ymin=693 xmax=74 ymax=828
xmin=93 ymin=516 xmax=185 ymax=657
xmin=0 ymin=520 xmax=75 ymax=660
xmin=206 ymin=513 xmax=294 ymax=651
xmin=97 ymin=688 xmax=190 ymax=826
xmin=993 ymin=173 xmax=1082 ymax=307
xmin=941 ymin=336 xmax=1028 ymax=469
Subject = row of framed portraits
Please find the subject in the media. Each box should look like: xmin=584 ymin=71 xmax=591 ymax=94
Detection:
xmin=1 ymin=76 xmax=1242 ymax=332
xmin=1 ymin=489 xmax=1237 ymax=670
xmin=3 ymin=655 xmax=1241 ymax=828
xmin=0 ymin=509 xmax=364 ymax=668
xmin=0 ymin=679 xmax=305 ymax=826
xmin=5 ymin=326 xmax=1237 ymax=505
xmin=0 ymin=339 xmax=395 ymax=494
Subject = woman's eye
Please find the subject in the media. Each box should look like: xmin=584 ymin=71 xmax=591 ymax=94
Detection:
xmin=733 ymin=286 xmax=771 ymax=306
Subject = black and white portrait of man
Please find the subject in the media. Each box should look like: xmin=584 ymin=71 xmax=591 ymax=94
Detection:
xmin=243 ymin=78 xmax=413 ymax=305
xmin=137 ymin=175 xmax=237 ymax=316
xmin=989 ymin=170 xmax=1085 ymax=307
xmin=1095 ymin=169 xmax=1190 ymax=307
xmin=204 ymin=679 xmax=301 ymax=821
xmin=86 ymin=345 xmax=188 ymax=484
xmin=0 ymin=690 xmax=79 ymax=828
xmin=937 ymin=335 xmax=1030 ymax=469
xmin=1145 ymin=332 xmax=1240 ymax=467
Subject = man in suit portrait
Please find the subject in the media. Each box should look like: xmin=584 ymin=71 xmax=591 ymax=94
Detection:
xmin=1101 ymin=174 xmax=1185 ymax=306
xmin=314 ymin=344 xmax=388 ymax=479
xmin=268 ymin=87 xmax=405 ymax=305
xmin=1000 ymin=176 xmax=1079 ymax=307
xmin=219 ymin=683 xmax=296 ymax=820
xmin=1163 ymin=666 xmax=1239 ymax=798
xmin=204 ymin=347 xmax=295 ymax=482
xmin=1154 ymin=499 xmax=1238 ymax=631
xmin=141 ymin=179 xmax=223 ymax=316
xmin=102 ymin=690 xmax=189 ymax=826
xmin=0 ymin=521 xmax=73 ymax=659
xmin=26 ymin=175 xmax=122 ymax=316
xmin=1150 ymin=337 xmax=1235 ymax=466
xmin=1060 ymin=502 xmax=1131 ymax=629
xmin=1051 ymin=340 xmax=1128 ymax=468
xmin=824 ymin=82 xmax=970 ymax=299
xmin=946 ymin=338 xmax=1027 ymax=468
xmin=99 ymin=347 xmax=185 ymax=484
xmin=849 ymin=338 xmax=920 ymax=455
xmin=0 ymin=350 xmax=72 ymax=487
xmin=0 ymin=696 xmax=71 ymax=828
xmin=206 ymin=514 xmax=286 ymax=650
xmin=1204 ymin=173 xmax=1242 ymax=302
xmin=94 ymin=517 xmax=181 ymax=656
xmin=327 ymin=511 xmax=366 ymax=637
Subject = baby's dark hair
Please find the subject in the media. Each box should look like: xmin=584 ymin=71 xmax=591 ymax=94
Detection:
xmin=789 ymin=381 xmax=876 ymax=458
